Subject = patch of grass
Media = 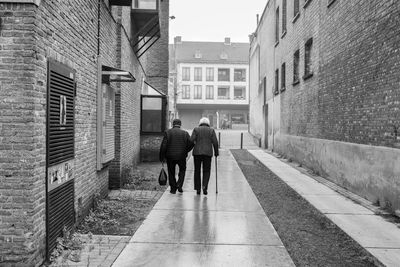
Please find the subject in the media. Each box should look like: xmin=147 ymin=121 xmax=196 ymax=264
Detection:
xmin=123 ymin=162 xmax=167 ymax=191
xmin=77 ymin=196 xmax=156 ymax=236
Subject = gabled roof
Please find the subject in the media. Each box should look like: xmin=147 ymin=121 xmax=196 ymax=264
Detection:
xmin=173 ymin=41 xmax=250 ymax=64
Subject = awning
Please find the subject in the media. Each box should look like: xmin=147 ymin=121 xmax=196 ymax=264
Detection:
xmin=102 ymin=65 xmax=136 ymax=83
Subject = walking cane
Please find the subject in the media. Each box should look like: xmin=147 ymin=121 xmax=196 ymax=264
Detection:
xmin=215 ymin=156 xmax=218 ymax=194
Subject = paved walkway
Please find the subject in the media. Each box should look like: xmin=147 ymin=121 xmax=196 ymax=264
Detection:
xmin=112 ymin=149 xmax=295 ymax=266
xmin=249 ymin=149 xmax=400 ymax=267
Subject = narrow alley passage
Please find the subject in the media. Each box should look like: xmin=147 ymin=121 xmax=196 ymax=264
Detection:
xmin=112 ymin=148 xmax=295 ymax=266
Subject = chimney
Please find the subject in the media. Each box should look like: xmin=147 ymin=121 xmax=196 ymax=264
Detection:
xmin=256 ymin=14 xmax=259 ymax=26
xmin=224 ymin=37 xmax=231 ymax=45
xmin=174 ymin=36 xmax=182 ymax=44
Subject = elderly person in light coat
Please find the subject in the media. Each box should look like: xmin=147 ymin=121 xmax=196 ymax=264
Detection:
xmin=190 ymin=117 xmax=219 ymax=195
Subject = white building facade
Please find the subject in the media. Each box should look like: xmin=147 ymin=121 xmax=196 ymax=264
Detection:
xmin=170 ymin=37 xmax=250 ymax=129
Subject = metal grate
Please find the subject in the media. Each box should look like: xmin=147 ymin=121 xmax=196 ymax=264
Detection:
xmin=47 ymin=179 xmax=75 ymax=254
xmin=48 ymin=69 xmax=75 ymax=166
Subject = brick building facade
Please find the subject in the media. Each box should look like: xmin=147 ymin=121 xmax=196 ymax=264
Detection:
xmin=0 ymin=0 xmax=168 ymax=265
xmin=250 ymin=0 xmax=400 ymax=212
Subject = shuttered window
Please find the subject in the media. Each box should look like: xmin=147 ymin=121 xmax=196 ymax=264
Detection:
xmin=48 ymin=66 xmax=75 ymax=166
xmin=102 ymin=84 xmax=115 ymax=163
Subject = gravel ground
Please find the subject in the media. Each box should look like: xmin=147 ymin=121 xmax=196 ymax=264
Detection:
xmin=231 ymin=149 xmax=380 ymax=267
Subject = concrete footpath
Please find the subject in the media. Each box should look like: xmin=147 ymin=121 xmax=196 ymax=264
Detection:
xmin=249 ymin=149 xmax=400 ymax=267
xmin=112 ymin=149 xmax=295 ymax=266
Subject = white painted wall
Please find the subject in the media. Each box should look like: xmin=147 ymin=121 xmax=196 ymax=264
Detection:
xmin=176 ymin=62 xmax=249 ymax=106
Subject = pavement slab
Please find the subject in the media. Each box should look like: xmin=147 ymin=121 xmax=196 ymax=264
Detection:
xmin=249 ymin=149 xmax=400 ymax=267
xmin=113 ymin=149 xmax=294 ymax=267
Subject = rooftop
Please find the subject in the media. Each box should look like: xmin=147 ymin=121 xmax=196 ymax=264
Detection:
xmin=171 ymin=37 xmax=250 ymax=64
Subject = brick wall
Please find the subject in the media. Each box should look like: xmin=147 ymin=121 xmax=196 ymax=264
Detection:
xmin=257 ymin=0 xmax=400 ymax=148
xmin=0 ymin=3 xmax=46 ymax=265
xmin=318 ymin=1 xmax=400 ymax=147
xmin=0 ymin=0 xmax=151 ymax=264
xmin=250 ymin=0 xmax=400 ymax=212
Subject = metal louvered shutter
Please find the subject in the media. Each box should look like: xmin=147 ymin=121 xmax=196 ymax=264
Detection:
xmin=48 ymin=67 xmax=75 ymax=166
xmin=47 ymin=179 xmax=75 ymax=253
xmin=46 ymin=60 xmax=76 ymax=259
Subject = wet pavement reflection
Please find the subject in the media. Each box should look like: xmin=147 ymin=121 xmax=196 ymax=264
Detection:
xmin=113 ymin=150 xmax=294 ymax=267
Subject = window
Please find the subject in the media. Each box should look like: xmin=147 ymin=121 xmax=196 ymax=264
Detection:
xmin=141 ymin=96 xmax=167 ymax=133
xmin=281 ymin=63 xmax=286 ymax=92
xmin=234 ymin=86 xmax=246 ymax=100
xmin=293 ymin=50 xmax=300 ymax=84
xmin=234 ymin=69 xmax=246 ymax=82
xmin=218 ymin=68 xmax=230 ymax=81
xmin=182 ymin=67 xmax=190 ymax=81
xmin=195 ymin=50 xmax=202 ymax=58
xmin=206 ymin=67 xmax=214 ymax=81
xmin=182 ymin=85 xmax=190 ymax=99
xmin=304 ymin=38 xmax=313 ymax=79
xmin=274 ymin=69 xmax=279 ymax=95
xmin=194 ymin=85 xmax=202 ymax=99
xmin=275 ymin=7 xmax=279 ymax=44
xmin=206 ymin=85 xmax=214 ymax=99
xmin=231 ymin=114 xmax=245 ymax=124
xmin=282 ymin=0 xmax=287 ymax=35
xmin=194 ymin=67 xmax=202 ymax=81
xmin=328 ymin=0 xmax=337 ymax=7
xmin=217 ymin=86 xmax=230 ymax=99
xmin=294 ymin=0 xmax=300 ymax=20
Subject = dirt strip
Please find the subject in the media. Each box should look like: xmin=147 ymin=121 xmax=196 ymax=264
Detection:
xmin=231 ymin=149 xmax=380 ymax=267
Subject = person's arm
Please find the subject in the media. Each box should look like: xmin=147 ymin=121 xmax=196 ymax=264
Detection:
xmin=159 ymin=131 xmax=168 ymax=162
xmin=186 ymin=131 xmax=194 ymax=152
xmin=211 ymin=129 xmax=219 ymax=157
xmin=190 ymin=128 xmax=197 ymax=144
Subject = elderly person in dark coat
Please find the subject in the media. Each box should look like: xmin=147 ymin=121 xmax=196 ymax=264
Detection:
xmin=160 ymin=119 xmax=193 ymax=194
xmin=190 ymin=117 xmax=219 ymax=195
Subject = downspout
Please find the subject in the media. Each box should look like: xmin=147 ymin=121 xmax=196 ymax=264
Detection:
xmin=271 ymin=0 xmax=276 ymax=153
xmin=97 ymin=0 xmax=101 ymax=57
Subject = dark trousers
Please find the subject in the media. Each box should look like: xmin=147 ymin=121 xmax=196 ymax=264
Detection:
xmin=193 ymin=155 xmax=212 ymax=190
xmin=166 ymin=158 xmax=187 ymax=190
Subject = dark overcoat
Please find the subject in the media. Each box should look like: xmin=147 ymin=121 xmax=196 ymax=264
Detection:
xmin=190 ymin=124 xmax=219 ymax=157
xmin=159 ymin=126 xmax=193 ymax=161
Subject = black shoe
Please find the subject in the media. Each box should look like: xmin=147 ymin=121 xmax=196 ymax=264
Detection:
xmin=170 ymin=189 xmax=176 ymax=194
xmin=196 ymin=190 xmax=201 ymax=195
xmin=203 ymin=189 xmax=208 ymax=195
xmin=178 ymin=187 xmax=183 ymax=193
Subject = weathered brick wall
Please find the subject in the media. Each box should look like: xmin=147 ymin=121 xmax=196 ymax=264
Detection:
xmin=111 ymin=6 xmax=145 ymax=187
xmin=318 ymin=1 xmax=400 ymax=148
xmin=273 ymin=0 xmax=400 ymax=148
xmin=142 ymin=0 xmax=169 ymax=95
xmin=0 ymin=3 xmax=45 ymax=265
xmin=276 ymin=0 xmax=321 ymax=138
xmin=0 ymin=0 xmax=145 ymax=264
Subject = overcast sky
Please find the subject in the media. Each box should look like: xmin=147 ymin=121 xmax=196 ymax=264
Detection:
xmin=169 ymin=0 xmax=268 ymax=44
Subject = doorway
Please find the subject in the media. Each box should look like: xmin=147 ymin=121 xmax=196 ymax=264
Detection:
xmin=264 ymin=104 xmax=268 ymax=149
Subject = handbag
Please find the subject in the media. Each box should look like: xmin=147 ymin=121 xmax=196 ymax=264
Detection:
xmin=158 ymin=163 xmax=167 ymax=186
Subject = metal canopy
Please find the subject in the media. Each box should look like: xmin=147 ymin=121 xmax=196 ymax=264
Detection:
xmin=109 ymin=0 xmax=132 ymax=6
xmin=102 ymin=65 xmax=136 ymax=83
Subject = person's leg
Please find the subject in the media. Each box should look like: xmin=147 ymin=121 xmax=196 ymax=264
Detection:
xmin=167 ymin=159 xmax=177 ymax=193
xmin=202 ymin=156 xmax=212 ymax=194
xmin=177 ymin=158 xmax=187 ymax=192
xmin=193 ymin=156 xmax=202 ymax=194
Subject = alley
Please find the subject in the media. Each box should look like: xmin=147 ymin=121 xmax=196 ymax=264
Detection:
xmin=112 ymin=146 xmax=294 ymax=266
